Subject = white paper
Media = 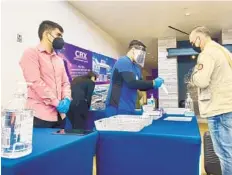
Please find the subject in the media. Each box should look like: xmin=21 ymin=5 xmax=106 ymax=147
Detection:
xmin=159 ymin=95 xmax=178 ymax=100
xmin=164 ymin=108 xmax=186 ymax=115
xmin=159 ymin=101 xmax=178 ymax=108
xmin=143 ymin=111 xmax=161 ymax=116
xmin=164 ymin=116 xmax=193 ymax=122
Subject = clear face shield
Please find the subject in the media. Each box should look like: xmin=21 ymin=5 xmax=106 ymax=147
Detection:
xmin=132 ymin=46 xmax=146 ymax=67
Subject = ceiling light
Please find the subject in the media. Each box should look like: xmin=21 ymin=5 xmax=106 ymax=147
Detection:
xmin=191 ymin=55 xmax=196 ymax=59
xmin=184 ymin=8 xmax=191 ymax=16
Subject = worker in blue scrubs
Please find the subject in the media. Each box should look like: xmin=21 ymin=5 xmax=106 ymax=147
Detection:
xmin=105 ymin=40 xmax=164 ymax=117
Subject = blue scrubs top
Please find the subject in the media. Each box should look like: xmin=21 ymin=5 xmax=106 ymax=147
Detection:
xmin=106 ymin=56 xmax=142 ymax=114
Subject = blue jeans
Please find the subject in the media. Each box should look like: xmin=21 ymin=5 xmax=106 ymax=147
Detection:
xmin=208 ymin=112 xmax=232 ymax=175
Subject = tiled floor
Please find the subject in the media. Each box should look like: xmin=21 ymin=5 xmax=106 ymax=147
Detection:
xmin=93 ymin=123 xmax=209 ymax=175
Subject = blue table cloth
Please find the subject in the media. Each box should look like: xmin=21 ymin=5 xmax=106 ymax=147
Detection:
xmin=2 ymin=129 xmax=98 ymax=175
xmin=86 ymin=110 xmax=106 ymax=130
xmin=96 ymin=115 xmax=201 ymax=175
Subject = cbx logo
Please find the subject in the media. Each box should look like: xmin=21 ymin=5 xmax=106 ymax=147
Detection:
xmin=74 ymin=50 xmax=87 ymax=61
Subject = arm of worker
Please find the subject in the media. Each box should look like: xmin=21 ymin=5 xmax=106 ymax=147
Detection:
xmin=86 ymin=80 xmax=95 ymax=108
xmin=191 ymin=53 xmax=215 ymax=89
xmin=121 ymin=71 xmax=154 ymax=90
xmin=61 ymin=65 xmax=71 ymax=100
xmin=19 ymin=48 xmax=59 ymax=107
xmin=116 ymin=58 xmax=161 ymax=90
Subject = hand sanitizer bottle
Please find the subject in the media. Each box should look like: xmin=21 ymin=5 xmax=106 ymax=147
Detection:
xmin=1 ymin=82 xmax=34 ymax=159
xmin=184 ymin=93 xmax=195 ymax=116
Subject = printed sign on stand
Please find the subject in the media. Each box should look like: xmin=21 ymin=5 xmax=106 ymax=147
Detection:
xmin=58 ymin=42 xmax=116 ymax=110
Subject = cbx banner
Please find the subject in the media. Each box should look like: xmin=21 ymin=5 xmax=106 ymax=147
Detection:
xmin=58 ymin=42 xmax=116 ymax=110
xmin=59 ymin=43 xmax=92 ymax=82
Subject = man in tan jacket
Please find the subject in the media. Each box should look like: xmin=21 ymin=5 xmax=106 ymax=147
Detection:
xmin=189 ymin=26 xmax=232 ymax=175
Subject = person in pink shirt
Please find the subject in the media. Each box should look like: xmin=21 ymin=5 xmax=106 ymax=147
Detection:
xmin=20 ymin=20 xmax=71 ymax=128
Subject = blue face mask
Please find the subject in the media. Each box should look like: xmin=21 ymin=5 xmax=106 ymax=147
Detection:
xmin=49 ymin=33 xmax=65 ymax=50
xmin=52 ymin=37 xmax=64 ymax=50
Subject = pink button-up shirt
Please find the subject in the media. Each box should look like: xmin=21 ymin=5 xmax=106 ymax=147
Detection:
xmin=19 ymin=44 xmax=71 ymax=121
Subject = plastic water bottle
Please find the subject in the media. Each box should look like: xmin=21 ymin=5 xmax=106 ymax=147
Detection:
xmin=1 ymin=83 xmax=34 ymax=159
xmin=147 ymin=94 xmax=155 ymax=108
xmin=150 ymin=94 xmax=155 ymax=106
xmin=184 ymin=93 xmax=195 ymax=116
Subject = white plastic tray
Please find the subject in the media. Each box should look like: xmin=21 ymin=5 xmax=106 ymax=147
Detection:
xmin=94 ymin=115 xmax=152 ymax=132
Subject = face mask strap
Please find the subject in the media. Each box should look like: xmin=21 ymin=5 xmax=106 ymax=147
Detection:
xmin=193 ymin=36 xmax=201 ymax=47
xmin=46 ymin=32 xmax=55 ymax=44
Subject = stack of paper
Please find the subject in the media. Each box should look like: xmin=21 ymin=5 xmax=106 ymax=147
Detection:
xmin=164 ymin=108 xmax=186 ymax=115
xmin=164 ymin=116 xmax=193 ymax=122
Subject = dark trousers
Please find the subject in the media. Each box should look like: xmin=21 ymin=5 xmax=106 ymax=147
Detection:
xmin=67 ymin=100 xmax=89 ymax=130
xmin=33 ymin=114 xmax=66 ymax=128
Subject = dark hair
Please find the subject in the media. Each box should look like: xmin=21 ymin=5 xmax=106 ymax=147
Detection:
xmin=38 ymin=20 xmax=64 ymax=40
xmin=71 ymin=71 xmax=97 ymax=85
xmin=84 ymin=71 xmax=97 ymax=80
xmin=128 ymin=40 xmax=146 ymax=51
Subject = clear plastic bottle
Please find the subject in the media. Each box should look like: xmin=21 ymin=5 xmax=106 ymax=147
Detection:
xmin=184 ymin=93 xmax=195 ymax=116
xmin=150 ymin=94 xmax=155 ymax=106
xmin=147 ymin=94 xmax=155 ymax=109
xmin=1 ymin=83 xmax=34 ymax=159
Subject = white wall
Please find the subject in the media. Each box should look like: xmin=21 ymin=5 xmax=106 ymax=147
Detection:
xmin=1 ymin=1 xmax=122 ymax=106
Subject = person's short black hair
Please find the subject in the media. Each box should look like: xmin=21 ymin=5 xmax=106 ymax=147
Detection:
xmin=38 ymin=20 xmax=64 ymax=40
xmin=128 ymin=40 xmax=146 ymax=51
xmin=85 ymin=71 xmax=97 ymax=80
xmin=72 ymin=71 xmax=97 ymax=85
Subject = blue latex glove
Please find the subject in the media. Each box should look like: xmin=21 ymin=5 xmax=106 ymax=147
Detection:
xmin=63 ymin=98 xmax=71 ymax=107
xmin=56 ymin=98 xmax=71 ymax=113
xmin=153 ymin=77 xmax=164 ymax=89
